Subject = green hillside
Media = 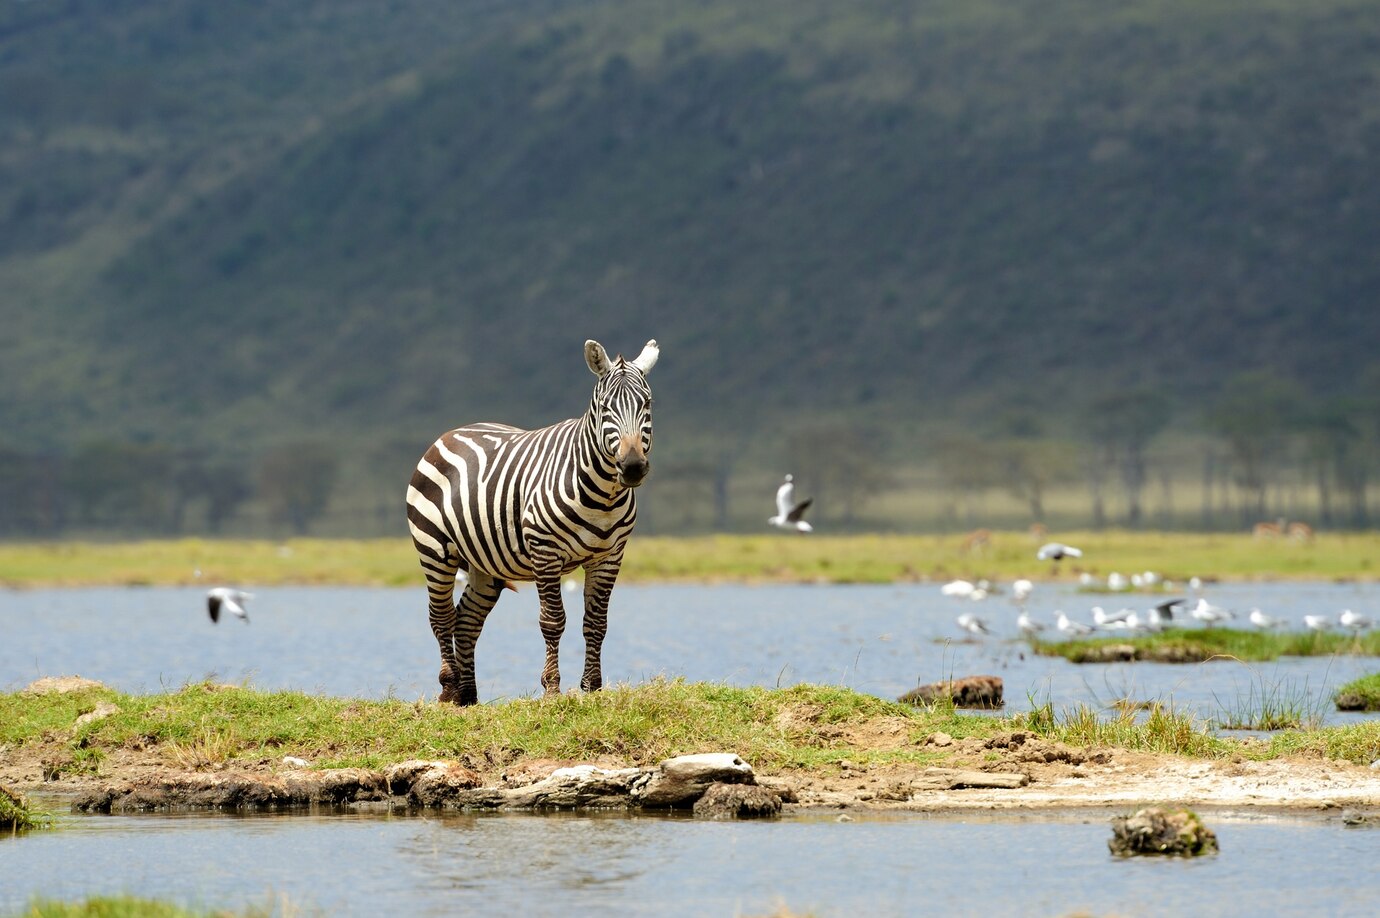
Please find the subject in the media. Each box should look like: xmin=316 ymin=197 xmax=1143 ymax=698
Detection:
xmin=2 ymin=0 xmax=1378 ymax=535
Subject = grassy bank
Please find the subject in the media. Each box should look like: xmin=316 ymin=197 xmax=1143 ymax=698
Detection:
xmin=1032 ymin=628 xmax=1380 ymax=664
xmin=2 ymin=530 xmax=1379 ymax=588
xmin=11 ymin=897 xmax=290 ymax=918
xmin=4 ymin=681 xmax=1377 ymax=775
xmin=1335 ymin=673 xmax=1380 ymax=712
xmin=1 ymin=784 xmax=43 ymax=831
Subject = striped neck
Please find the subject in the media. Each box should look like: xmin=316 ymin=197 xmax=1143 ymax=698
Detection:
xmin=579 ymin=409 xmax=628 ymax=504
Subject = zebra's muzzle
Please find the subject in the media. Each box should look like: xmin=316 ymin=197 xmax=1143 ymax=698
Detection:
xmin=617 ymin=455 xmax=650 ymax=488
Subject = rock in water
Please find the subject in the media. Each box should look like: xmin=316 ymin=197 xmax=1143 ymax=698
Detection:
xmin=692 ymin=783 xmax=782 ymax=820
xmin=1109 ymin=807 xmax=1219 ymax=857
xmin=898 ymin=675 xmax=1003 ymax=709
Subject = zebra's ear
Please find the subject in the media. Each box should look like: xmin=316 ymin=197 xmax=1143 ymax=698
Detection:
xmin=585 ymin=340 xmax=612 ymax=377
xmin=630 ymin=339 xmax=659 ymax=375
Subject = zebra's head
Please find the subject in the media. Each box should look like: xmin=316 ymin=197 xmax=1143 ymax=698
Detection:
xmin=585 ymin=338 xmax=658 ymax=489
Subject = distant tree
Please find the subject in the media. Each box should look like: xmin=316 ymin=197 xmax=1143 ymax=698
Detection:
xmin=994 ymin=437 xmax=1076 ymax=524
xmin=786 ymin=423 xmax=893 ymax=527
xmin=66 ymin=439 xmax=177 ymax=532
xmin=257 ymin=442 xmax=339 ymax=535
xmin=1206 ymin=373 xmax=1305 ymax=525
xmin=1297 ymin=402 xmax=1361 ymax=527
xmin=0 ymin=445 xmax=64 ymax=536
xmin=934 ymin=434 xmax=1003 ymax=527
xmin=1087 ymin=390 xmax=1171 ymax=528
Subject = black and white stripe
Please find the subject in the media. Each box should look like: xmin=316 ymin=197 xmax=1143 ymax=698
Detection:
xmin=406 ymin=338 xmax=659 ymax=705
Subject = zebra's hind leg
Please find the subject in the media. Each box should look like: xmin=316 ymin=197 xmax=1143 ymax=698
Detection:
xmin=452 ymin=575 xmax=505 ymax=705
xmin=421 ymin=562 xmax=463 ymax=704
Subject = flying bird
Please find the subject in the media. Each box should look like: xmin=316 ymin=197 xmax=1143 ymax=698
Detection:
xmin=1036 ymin=542 xmax=1082 ymax=561
xmin=768 ymin=474 xmax=814 ymax=533
xmin=1146 ymin=598 xmax=1182 ymax=631
xmin=207 ymin=587 xmax=253 ymax=624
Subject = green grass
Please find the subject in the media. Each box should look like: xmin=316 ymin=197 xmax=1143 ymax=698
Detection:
xmin=1212 ymin=675 xmax=1327 ymax=731
xmin=11 ymin=896 xmax=298 ymax=918
xmin=4 ymin=681 xmax=1377 ymax=775
xmin=1 ymin=785 xmax=46 ymax=832
xmin=4 ymin=531 xmax=1380 ymax=587
xmin=1334 ymin=673 xmax=1380 ymax=712
xmin=1015 ymin=701 xmax=1228 ymax=758
xmin=1033 ymin=628 xmax=1380 ymax=663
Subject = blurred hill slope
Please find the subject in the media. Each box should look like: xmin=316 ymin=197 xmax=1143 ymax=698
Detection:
xmin=2 ymin=0 xmax=1378 ymax=458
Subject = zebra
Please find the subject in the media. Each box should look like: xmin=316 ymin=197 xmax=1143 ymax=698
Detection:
xmin=406 ymin=338 xmax=659 ymax=705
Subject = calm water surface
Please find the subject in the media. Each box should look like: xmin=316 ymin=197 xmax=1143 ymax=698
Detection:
xmin=2 ymin=807 xmax=1377 ymax=917
xmin=3 ymin=581 xmax=1376 ymax=723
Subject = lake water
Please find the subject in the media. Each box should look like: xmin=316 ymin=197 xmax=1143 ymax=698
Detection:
xmin=3 ymin=581 xmax=1377 ymax=724
xmin=3 ymin=581 xmax=1379 ymax=915
xmin=2 ymin=805 xmax=1377 ymax=917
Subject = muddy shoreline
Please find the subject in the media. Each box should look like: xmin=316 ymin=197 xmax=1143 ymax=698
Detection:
xmin=7 ymin=736 xmax=1378 ymax=817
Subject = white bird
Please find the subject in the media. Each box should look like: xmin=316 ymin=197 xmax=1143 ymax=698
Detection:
xmin=1106 ymin=572 xmax=1129 ymax=592
xmin=955 ymin=612 xmax=992 ymax=637
xmin=1011 ymin=579 xmax=1034 ymax=603
xmin=1016 ymin=610 xmax=1046 ymax=637
xmin=941 ymin=579 xmax=977 ymax=598
xmin=768 ymin=474 xmax=813 ymax=533
xmin=1056 ymin=611 xmax=1094 ymax=636
xmin=1248 ymin=608 xmax=1286 ymax=630
xmin=1145 ymin=598 xmax=1182 ymax=631
xmin=207 ymin=587 xmax=253 ymax=624
xmin=1303 ymin=614 xmax=1333 ymax=633
xmin=1189 ymin=597 xmax=1232 ymax=628
xmin=1339 ymin=609 xmax=1373 ymax=632
xmin=1036 ymin=542 xmax=1082 ymax=561
xmin=1091 ymin=605 xmax=1134 ymax=627
xmin=1078 ymin=572 xmax=1096 ymax=587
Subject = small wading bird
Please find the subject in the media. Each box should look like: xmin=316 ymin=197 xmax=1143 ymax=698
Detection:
xmin=955 ymin=612 xmax=991 ymax=637
xmin=1011 ymin=579 xmax=1034 ymax=604
xmin=1189 ymin=597 xmax=1233 ymax=628
xmin=1339 ymin=609 xmax=1374 ymax=633
xmin=1248 ymin=608 xmax=1287 ymax=630
xmin=768 ymin=474 xmax=813 ymax=533
xmin=207 ymin=587 xmax=253 ymax=624
xmin=1016 ymin=609 xmax=1046 ymax=637
xmin=1036 ymin=542 xmax=1082 ymax=561
xmin=1056 ymin=611 xmax=1094 ymax=636
xmin=1303 ymin=614 xmax=1333 ymax=633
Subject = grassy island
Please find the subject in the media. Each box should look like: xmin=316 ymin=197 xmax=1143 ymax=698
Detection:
xmin=1032 ymin=628 xmax=1380 ymax=664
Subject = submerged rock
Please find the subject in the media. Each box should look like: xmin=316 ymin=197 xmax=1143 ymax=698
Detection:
xmin=692 ymin=782 xmax=782 ymax=820
xmin=1109 ymin=806 xmax=1219 ymax=857
xmin=899 ymin=676 xmax=1003 ymax=709
xmin=74 ymin=768 xmax=389 ymax=813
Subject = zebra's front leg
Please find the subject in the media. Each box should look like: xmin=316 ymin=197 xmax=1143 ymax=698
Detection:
xmin=533 ymin=550 xmax=567 ymax=696
xmin=450 ymin=575 xmax=505 ymax=706
xmin=580 ymin=554 xmax=623 ymax=693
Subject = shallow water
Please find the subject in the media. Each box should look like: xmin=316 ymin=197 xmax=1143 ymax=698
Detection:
xmin=2 ymin=806 xmax=1377 ymax=917
xmin=2 ymin=581 xmax=1376 ymax=724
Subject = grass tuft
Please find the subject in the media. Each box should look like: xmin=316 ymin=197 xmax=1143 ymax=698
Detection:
xmin=1333 ymin=673 xmax=1380 ymax=712
xmin=1032 ymin=627 xmax=1380 ymax=663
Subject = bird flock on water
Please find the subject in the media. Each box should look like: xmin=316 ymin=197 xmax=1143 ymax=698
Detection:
xmin=939 ymin=541 xmax=1375 ymax=641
